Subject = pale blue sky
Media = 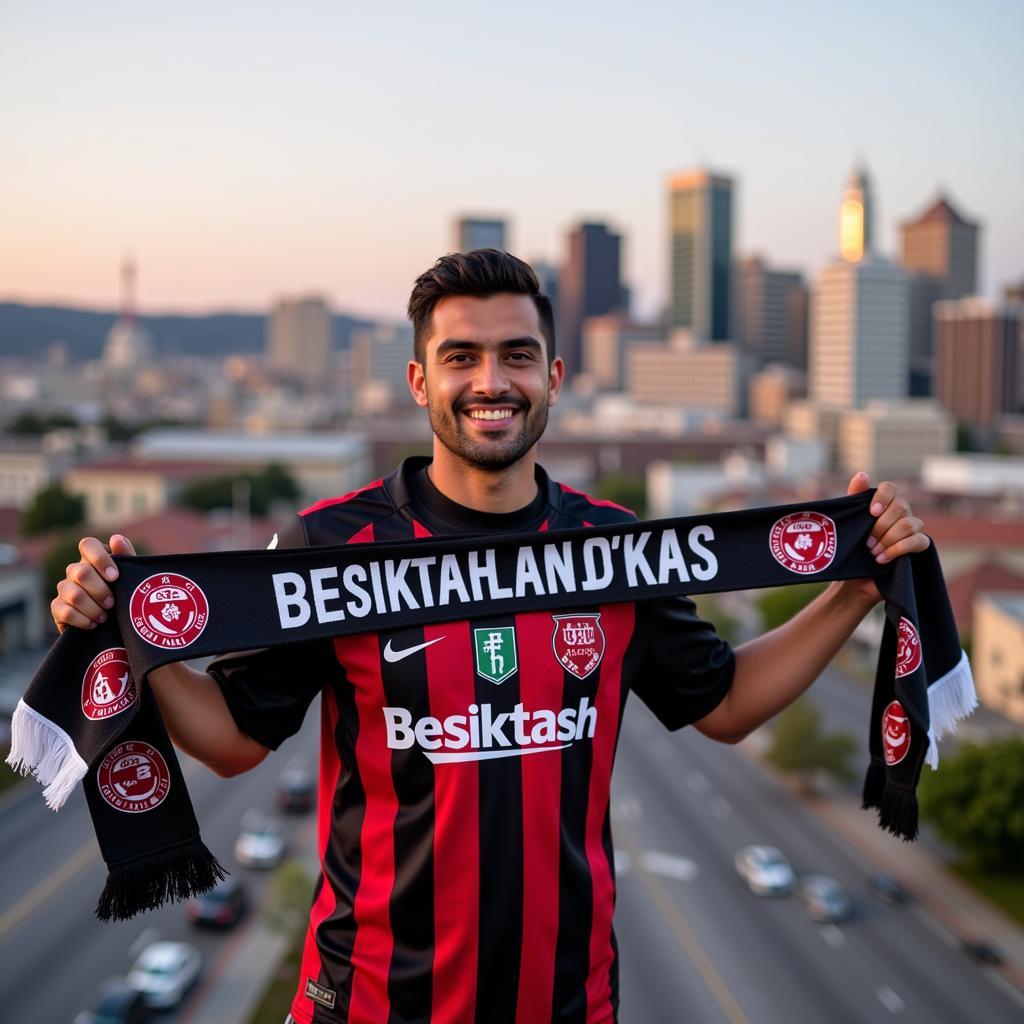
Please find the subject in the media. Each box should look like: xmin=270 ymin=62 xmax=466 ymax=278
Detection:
xmin=2 ymin=1 xmax=1021 ymax=320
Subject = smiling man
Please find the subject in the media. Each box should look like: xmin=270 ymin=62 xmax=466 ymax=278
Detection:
xmin=52 ymin=250 xmax=930 ymax=1024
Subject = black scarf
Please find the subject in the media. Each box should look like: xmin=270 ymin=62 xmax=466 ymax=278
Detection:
xmin=8 ymin=491 xmax=975 ymax=920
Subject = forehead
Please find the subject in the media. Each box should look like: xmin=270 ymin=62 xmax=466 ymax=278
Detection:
xmin=426 ymin=294 xmax=544 ymax=351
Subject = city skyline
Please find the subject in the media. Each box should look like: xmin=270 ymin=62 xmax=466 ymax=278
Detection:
xmin=2 ymin=2 xmax=1021 ymax=321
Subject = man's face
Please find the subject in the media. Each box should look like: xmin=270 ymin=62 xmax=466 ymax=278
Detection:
xmin=408 ymin=294 xmax=564 ymax=472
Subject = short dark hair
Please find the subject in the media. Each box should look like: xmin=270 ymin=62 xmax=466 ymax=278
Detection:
xmin=407 ymin=249 xmax=556 ymax=364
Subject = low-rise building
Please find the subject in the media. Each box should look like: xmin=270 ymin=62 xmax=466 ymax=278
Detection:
xmin=972 ymin=591 xmax=1024 ymax=723
xmin=838 ymin=401 xmax=954 ymax=480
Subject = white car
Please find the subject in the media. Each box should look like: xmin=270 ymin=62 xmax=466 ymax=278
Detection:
xmin=234 ymin=811 xmax=287 ymax=868
xmin=734 ymin=845 xmax=795 ymax=897
xmin=126 ymin=940 xmax=202 ymax=1009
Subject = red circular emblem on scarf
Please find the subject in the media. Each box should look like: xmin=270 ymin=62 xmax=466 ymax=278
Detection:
xmin=882 ymin=700 xmax=911 ymax=766
xmin=96 ymin=741 xmax=171 ymax=813
xmin=81 ymin=647 xmax=136 ymax=721
xmin=895 ymin=617 xmax=923 ymax=678
xmin=551 ymin=613 xmax=606 ymax=680
xmin=129 ymin=572 xmax=209 ymax=649
xmin=769 ymin=511 xmax=837 ymax=574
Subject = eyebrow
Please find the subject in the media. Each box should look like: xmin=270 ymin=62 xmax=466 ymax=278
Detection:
xmin=434 ymin=336 xmax=544 ymax=357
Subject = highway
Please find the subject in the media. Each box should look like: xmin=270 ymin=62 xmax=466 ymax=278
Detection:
xmin=2 ymin=670 xmax=1022 ymax=1023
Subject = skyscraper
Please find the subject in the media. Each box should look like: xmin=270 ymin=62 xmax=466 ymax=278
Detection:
xmin=810 ymin=167 xmax=909 ymax=409
xmin=934 ymin=298 xmax=1022 ymax=431
xmin=899 ymin=195 xmax=981 ymax=395
xmin=839 ymin=165 xmax=874 ymax=263
xmin=900 ymin=195 xmax=979 ymax=299
xmin=267 ymin=296 xmax=333 ymax=386
xmin=558 ymin=222 xmax=628 ymax=378
xmin=668 ymin=169 xmax=734 ymax=340
xmin=454 ymin=216 xmax=507 ymax=253
xmin=733 ymin=255 xmax=806 ymax=367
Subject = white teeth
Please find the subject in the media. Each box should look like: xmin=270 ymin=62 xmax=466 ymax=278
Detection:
xmin=468 ymin=409 xmax=515 ymax=420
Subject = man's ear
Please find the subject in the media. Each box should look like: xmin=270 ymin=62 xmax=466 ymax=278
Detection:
xmin=547 ymin=355 xmax=565 ymax=407
xmin=408 ymin=360 xmax=428 ymax=408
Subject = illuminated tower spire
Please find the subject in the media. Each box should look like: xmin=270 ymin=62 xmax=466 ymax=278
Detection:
xmin=120 ymin=255 xmax=137 ymax=324
xmin=839 ymin=165 xmax=873 ymax=262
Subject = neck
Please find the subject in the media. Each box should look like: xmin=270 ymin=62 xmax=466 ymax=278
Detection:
xmin=427 ymin=442 xmax=539 ymax=514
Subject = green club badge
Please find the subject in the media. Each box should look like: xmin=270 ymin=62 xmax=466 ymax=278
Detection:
xmin=473 ymin=626 xmax=518 ymax=685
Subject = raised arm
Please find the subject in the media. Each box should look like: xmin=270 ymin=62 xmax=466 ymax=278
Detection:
xmin=693 ymin=474 xmax=929 ymax=744
xmin=51 ymin=535 xmax=269 ymax=776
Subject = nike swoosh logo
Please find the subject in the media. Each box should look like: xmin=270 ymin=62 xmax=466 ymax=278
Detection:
xmin=383 ymin=636 xmax=446 ymax=663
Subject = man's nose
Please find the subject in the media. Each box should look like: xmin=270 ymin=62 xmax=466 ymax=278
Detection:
xmin=473 ymin=355 xmax=511 ymax=395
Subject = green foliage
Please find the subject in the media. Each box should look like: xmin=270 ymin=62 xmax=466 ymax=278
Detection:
xmin=692 ymin=594 xmax=741 ymax=646
xmin=764 ymin=698 xmax=858 ymax=788
xmin=100 ymin=414 xmax=192 ymax=442
xmin=594 ymin=472 xmax=646 ymax=518
xmin=757 ymin=583 xmax=826 ymax=632
xmin=919 ymin=739 xmax=1024 ymax=871
xmin=40 ymin=533 xmax=86 ymax=608
xmin=5 ymin=410 xmax=78 ymax=435
xmin=180 ymin=463 xmax=299 ymax=516
xmin=263 ymin=859 xmax=314 ymax=941
xmin=20 ymin=484 xmax=85 ymax=536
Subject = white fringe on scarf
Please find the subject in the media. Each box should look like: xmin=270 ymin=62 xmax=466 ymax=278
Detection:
xmin=925 ymin=650 xmax=978 ymax=770
xmin=5 ymin=699 xmax=88 ymax=810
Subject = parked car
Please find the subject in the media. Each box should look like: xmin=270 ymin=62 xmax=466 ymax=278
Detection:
xmin=962 ymin=939 xmax=1003 ymax=965
xmin=734 ymin=845 xmax=795 ymax=896
xmin=72 ymin=979 xmax=150 ymax=1024
xmin=276 ymin=767 xmax=315 ymax=814
xmin=799 ymin=875 xmax=854 ymax=923
xmin=867 ymin=873 xmax=911 ymax=906
xmin=126 ymin=941 xmax=202 ymax=1009
xmin=234 ymin=810 xmax=287 ymax=868
xmin=185 ymin=875 xmax=249 ymax=927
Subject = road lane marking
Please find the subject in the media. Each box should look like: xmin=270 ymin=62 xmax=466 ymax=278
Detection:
xmin=614 ymin=849 xmax=632 ymax=877
xmin=131 ymin=926 xmax=161 ymax=956
xmin=819 ymin=924 xmax=845 ymax=948
xmin=620 ymin=832 xmax=750 ymax=1024
xmin=709 ymin=796 xmax=732 ymax=819
xmin=876 ymin=985 xmax=905 ymax=1013
xmin=685 ymin=772 xmax=710 ymax=794
xmin=638 ymin=851 xmax=699 ymax=883
xmin=0 ymin=838 xmax=97 ymax=938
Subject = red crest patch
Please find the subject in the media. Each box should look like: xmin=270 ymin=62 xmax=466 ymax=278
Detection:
xmin=882 ymin=701 xmax=911 ymax=766
xmin=97 ymin=741 xmax=171 ymax=813
xmin=81 ymin=647 xmax=136 ymax=721
xmin=551 ymin=614 xmax=606 ymax=680
xmin=130 ymin=572 xmax=209 ymax=649
xmin=895 ymin=618 xmax=923 ymax=679
xmin=769 ymin=511 xmax=838 ymax=574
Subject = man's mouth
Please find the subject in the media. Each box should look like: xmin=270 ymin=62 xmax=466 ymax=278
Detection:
xmin=465 ymin=407 xmax=518 ymax=422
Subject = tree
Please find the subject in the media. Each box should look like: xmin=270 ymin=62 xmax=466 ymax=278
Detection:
xmin=5 ymin=410 xmax=78 ymax=435
xmin=263 ymin=859 xmax=314 ymax=941
xmin=764 ymin=698 xmax=858 ymax=792
xmin=180 ymin=464 xmax=299 ymax=517
xmin=919 ymin=739 xmax=1024 ymax=870
xmin=594 ymin=472 xmax=646 ymax=518
xmin=20 ymin=484 xmax=85 ymax=536
xmin=757 ymin=583 xmax=826 ymax=631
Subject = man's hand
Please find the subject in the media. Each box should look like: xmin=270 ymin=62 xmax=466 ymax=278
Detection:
xmin=51 ymin=534 xmax=136 ymax=633
xmin=846 ymin=472 xmax=929 ymax=604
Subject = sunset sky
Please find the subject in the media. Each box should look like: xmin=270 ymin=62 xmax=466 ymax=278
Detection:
xmin=3 ymin=1 xmax=1021 ymax=321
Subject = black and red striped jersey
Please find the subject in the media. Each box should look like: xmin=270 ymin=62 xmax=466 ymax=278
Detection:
xmin=209 ymin=457 xmax=734 ymax=1024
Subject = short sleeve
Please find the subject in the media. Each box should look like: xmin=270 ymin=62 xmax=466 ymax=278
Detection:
xmin=206 ymin=514 xmax=326 ymax=750
xmin=207 ymin=641 xmax=332 ymax=750
xmin=630 ymin=596 xmax=735 ymax=731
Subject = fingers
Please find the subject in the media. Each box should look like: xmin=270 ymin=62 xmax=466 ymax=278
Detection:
xmin=846 ymin=471 xmax=870 ymax=496
xmin=865 ymin=482 xmax=931 ymax=563
xmin=51 ymin=534 xmax=131 ymax=632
